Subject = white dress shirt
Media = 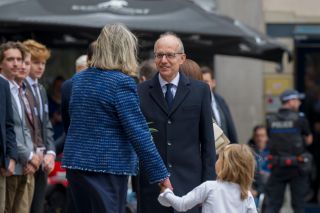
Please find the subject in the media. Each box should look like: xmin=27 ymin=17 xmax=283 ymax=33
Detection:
xmin=0 ymin=74 xmax=23 ymax=119
xmin=158 ymin=180 xmax=257 ymax=213
xmin=211 ymin=92 xmax=221 ymax=126
xmin=159 ymin=72 xmax=180 ymax=98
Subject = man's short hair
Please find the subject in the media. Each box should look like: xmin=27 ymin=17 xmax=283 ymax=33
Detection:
xmin=156 ymin=32 xmax=185 ymax=53
xmin=139 ymin=59 xmax=157 ymax=81
xmin=200 ymin=66 xmax=215 ymax=79
xmin=0 ymin=41 xmax=28 ymax=63
xmin=23 ymin=39 xmax=50 ymax=61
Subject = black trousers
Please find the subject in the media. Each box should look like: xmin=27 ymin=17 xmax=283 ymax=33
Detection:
xmin=66 ymin=169 xmax=128 ymax=213
xmin=265 ymin=166 xmax=308 ymax=213
xmin=30 ymin=169 xmax=48 ymax=213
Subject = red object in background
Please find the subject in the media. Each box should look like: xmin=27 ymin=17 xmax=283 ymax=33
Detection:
xmin=267 ymin=97 xmax=274 ymax=104
xmin=285 ymin=159 xmax=292 ymax=166
xmin=48 ymin=155 xmax=68 ymax=187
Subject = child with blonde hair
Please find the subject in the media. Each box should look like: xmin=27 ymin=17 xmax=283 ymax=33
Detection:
xmin=158 ymin=144 xmax=257 ymax=213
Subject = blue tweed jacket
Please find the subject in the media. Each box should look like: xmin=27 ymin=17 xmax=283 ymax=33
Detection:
xmin=62 ymin=67 xmax=169 ymax=183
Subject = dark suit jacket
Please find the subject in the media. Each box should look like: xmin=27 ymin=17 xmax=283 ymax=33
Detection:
xmin=0 ymin=78 xmax=17 ymax=169
xmin=137 ymin=72 xmax=216 ymax=213
xmin=61 ymin=78 xmax=72 ymax=134
xmin=24 ymin=80 xmax=55 ymax=153
xmin=214 ymin=93 xmax=238 ymax=143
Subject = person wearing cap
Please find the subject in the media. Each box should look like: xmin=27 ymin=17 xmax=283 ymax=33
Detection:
xmin=265 ymin=89 xmax=313 ymax=213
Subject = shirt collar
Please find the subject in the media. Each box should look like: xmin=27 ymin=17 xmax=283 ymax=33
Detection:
xmin=0 ymin=74 xmax=19 ymax=91
xmin=158 ymin=72 xmax=180 ymax=88
xmin=0 ymin=74 xmax=8 ymax=82
xmin=26 ymin=76 xmax=38 ymax=86
xmin=211 ymin=91 xmax=216 ymax=103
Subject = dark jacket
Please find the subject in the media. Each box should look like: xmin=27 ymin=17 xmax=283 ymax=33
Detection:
xmin=24 ymin=80 xmax=56 ymax=153
xmin=213 ymin=93 xmax=238 ymax=143
xmin=0 ymin=77 xmax=17 ymax=168
xmin=61 ymin=79 xmax=72 ymax=134
xmin=137 ymin=72 xmax=216 ymax=213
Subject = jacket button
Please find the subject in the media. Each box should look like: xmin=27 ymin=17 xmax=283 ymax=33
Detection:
xmin=167 ymin=141 xmax=172 ymax=146
xmin=168 ymin=120 xmax=172 ymax=124
xmin=168 ymin=164 xmax=172 ymax=168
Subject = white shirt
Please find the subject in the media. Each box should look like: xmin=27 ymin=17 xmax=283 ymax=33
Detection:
xmin=159 ymin=72 xmax=180 ymax=98
xmin=26 ymin=76 xmax=43 ymax=120
xmin=211 ymin=92 xmax=221 ymax=126
xmin=158 ymin=181 xmax=257 ymax=213
xmin=0 ymin=74 xmax=23 ymax=119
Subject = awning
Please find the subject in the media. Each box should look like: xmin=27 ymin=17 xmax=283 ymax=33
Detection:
xmin=0 ymin=0 xmax=291 ymax=63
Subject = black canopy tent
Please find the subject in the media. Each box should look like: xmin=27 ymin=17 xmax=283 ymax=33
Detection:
xmin=0 ymin=0 xmax=290 ymax=64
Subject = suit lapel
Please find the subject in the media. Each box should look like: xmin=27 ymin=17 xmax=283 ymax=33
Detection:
xmin=148 ymin=74 xmax=169 ymax=114
xmin=11 ymin=95 xmax=20 ymax=119
xmin=169 ymin=72 xmax=190 ymax=116
xmin=24 ymin=88 xmax=36 ymax=128
xmin=38 ymin=84 xmax=47 ymax=122
xmin=11 ymin=94 xmax=25 ymax=124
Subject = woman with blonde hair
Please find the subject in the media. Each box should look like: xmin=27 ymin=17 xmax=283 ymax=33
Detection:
xmin=158 ymin=144 xmax=257 ymax=213
xmin=62 ymin=23 xmax=170 ymax=213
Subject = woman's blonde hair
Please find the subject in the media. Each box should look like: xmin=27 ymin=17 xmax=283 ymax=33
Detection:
xmin=217 ymin=144 xmax=256 ymax=200
xmin=90 ymin=23 xmax=138 ymax=76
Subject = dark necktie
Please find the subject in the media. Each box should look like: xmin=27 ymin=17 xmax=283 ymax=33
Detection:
xmin=165 ymin=83 xmax=174 ymax=109
xmin=19 ymin=87 xmax=33 ymax=124
xmin=32 ymin=83 xmax=41 ymax=109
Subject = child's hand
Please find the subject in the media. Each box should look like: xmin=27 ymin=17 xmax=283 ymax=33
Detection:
xmin=159 ymin=178 xmax=173 ymax=193
xmin=160 ymin=184 xmax=167 ymax=193
xmin=250 ymin=189 xmax=258 ymax=197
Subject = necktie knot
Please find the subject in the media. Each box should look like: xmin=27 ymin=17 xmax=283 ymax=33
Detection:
xmin=33 ymin=83 xmax=38 ymax=89
xmin=18 ymin=86 xmax=23 ymax=96
xmin=166 ymin=83 xmax=173 ymax=91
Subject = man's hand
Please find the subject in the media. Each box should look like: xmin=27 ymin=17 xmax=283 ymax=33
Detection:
xmin=159 ymin=178 xmax=173 ymax=193
xmin=43 ymin=154 xmax=55 ymax=173
xmin=5 ymin=159 xmax=16 ymax=176
xmin=30 ymin=154 xmax=42 ymax=170
xmin=24 ymin=163 xmax=37 ymax=175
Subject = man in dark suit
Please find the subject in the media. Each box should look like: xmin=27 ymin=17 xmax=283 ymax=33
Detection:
xmin=0 ymin=76 xmax=17 ymax=212
xmin=201 ymin=67 xmax=238 ymax=143
xmin=137 ymin=33 xmax=216 ymax=213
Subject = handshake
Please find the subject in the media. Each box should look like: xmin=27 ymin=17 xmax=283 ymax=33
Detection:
xmin=159 ymin=178 xmax=173 ymax=193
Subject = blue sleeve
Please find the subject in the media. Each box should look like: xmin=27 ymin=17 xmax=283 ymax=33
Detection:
xmin=115 ymin=76 xmax=169 ymax=183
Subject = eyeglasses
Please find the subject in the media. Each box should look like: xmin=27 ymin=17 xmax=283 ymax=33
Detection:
xmin=154 ymin=52 xmax=184 ymax=60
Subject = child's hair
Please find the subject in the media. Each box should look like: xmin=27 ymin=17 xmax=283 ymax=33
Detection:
xmin=217 ymin=144 xmax=255 ymax=200
xmin=23 ymin=39 xmax=50 ymax=61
